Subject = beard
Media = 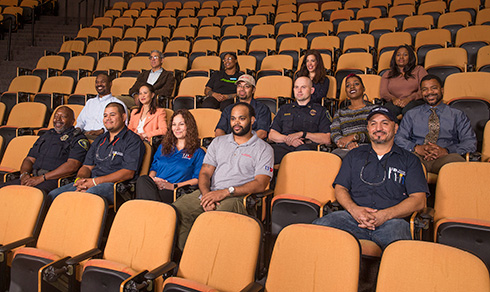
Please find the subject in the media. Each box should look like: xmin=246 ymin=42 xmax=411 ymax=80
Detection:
xmin=233 ymin=122 xmax=252 ymax=136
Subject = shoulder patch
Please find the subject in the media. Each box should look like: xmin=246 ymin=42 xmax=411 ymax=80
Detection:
xmin=78 ymin=139 xmax=90 ymax=151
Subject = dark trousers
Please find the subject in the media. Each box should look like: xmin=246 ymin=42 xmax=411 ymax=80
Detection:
xmin=200 ymin=96 xmax=234 ymax=111
xmin=1 ymin=178 xmax=58 ymax=194
xmin=383 ymin=99 xmax=425 ymax=118
xmin=135 ymin=175 xmax=174 ymax=204
xmin=272 ymin=143 xmax=319 ymax=164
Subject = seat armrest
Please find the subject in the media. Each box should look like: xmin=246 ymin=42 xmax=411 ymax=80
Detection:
xmin=410 ymin=207 xmax=434 ymax=240
xmin=0 ymin=236 xmax=36 ymax=261
xmin=240 ymin=282 xmax=264 ymax=292
xmin=65 ymin=248 xmax=101 ymax=265
xmin=144 ymin=261 xmax=177 ymax=280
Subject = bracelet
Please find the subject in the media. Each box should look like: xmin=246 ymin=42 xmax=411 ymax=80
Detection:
xmin=302 ymin=131 xmax=307 ymax=139
xmin=20 ymin=172 xmax=30 ymax=179
xmin=74 ymin=177 xmax=81 ymax=183
xmin=92 ymin=178 xmax=97 ymax=186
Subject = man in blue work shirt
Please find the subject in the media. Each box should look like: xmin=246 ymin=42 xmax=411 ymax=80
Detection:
xmin=215 ymin=74 xmax=271 ymax=140
xmin=314 ymin=106 xmax=428 ymax=249
xmin=0 ymin=106 xmax=88 ymax=194
xmin=395 ymin=74 xmax=476 ymax=174
xmin=48 ymin=102 xmax=145 ymax=204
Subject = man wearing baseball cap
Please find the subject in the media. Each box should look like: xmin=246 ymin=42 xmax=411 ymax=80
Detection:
xmin=313 ymin=106 xmax=428 ymax=250
xmin=215 ymin=74 xmax=271 ymax=139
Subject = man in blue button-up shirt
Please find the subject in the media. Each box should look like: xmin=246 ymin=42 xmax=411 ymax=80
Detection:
xmin=395 ymin=74 xmax=476 ymax=174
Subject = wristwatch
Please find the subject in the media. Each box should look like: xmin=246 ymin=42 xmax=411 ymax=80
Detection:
xmin=353 ymin=134 xmax=360 ymax=141
xmin=228 ymin=186 xmax=235 ymax=197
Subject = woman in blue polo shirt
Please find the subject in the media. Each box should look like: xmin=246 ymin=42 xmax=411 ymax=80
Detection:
xmin=136 ymin=109 xmax=205 ymax=203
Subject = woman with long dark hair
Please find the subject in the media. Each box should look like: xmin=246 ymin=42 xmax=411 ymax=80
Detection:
xmin=297 ymin=49 xmax=329 ymax=104
xmin=380 ymin=45 xmax=428 ymax=117
xmin=135 ymin=109 xmax=205 ymax=203
xmin=128 ymin=83 xmax=167 ymax=141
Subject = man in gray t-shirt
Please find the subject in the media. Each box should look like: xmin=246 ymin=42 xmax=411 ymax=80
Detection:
xmin=173 ymin=102 xmax=274 ymax=250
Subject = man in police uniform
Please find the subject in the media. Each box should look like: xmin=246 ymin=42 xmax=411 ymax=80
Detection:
xmin=269 ymin=76 xmax=332 ymax=163
xmin=173 ymin=102 xmax=274 ymax=250
xmin=215 ymin=74 xmax=271 ymax=139
xmin=313 ymin=107 xmax=428 ymax=249
xmin=48 ymin=102 xmax=145 ymax=204
xmin=0 ymin=106 xmax=89 ymax=194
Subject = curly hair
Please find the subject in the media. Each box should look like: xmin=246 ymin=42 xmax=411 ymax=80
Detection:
xmin=297 ymin=49 xmax=326 ymax=84
xmin=134 ymin=83 xmax=157 ymax=115
xmin=161 ymin=109 xmax=200 ymax=156
xmin=388 ymin=45 xmax=417 ymax=80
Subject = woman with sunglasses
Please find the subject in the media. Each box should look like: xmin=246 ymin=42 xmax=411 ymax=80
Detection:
xmin=202 ymin=52 xmax=243 ymax=110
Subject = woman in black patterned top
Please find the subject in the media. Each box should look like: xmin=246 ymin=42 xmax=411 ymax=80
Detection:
xmin=331 ymin=74 xmax=375 ymax=159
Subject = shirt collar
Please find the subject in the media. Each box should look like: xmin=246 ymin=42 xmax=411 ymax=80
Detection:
xmin=293 ymin=100 xmax=313 ymax=108
xmin=226 ymin=131 xmax=259 ymax=146
xmin=151 ymin=67 xmax=163 ymax=74
xmin=367 ymin=142 xmax=404 ymax=157
xmin=97 ymin=93 xmax=113 ymax=100
xmin=423 ymin=102 xmax=447 ymax=112
xmin=101 ymin=126 xmax=129 ymax=144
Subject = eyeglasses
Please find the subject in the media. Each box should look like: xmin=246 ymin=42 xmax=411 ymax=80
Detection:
xmin=149 ymin=55 xmax=160 ymax=60
xmin=359 ymin=151 xmax=389 ymax=186
xmin=222 ymin=57 xmax=234 ymax=62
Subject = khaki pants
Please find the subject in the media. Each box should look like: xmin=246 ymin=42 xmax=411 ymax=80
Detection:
xmin=172 ymin=189 xmax=247 ymax=250
xmin=416 ymin=153 xmax=465 ymax=174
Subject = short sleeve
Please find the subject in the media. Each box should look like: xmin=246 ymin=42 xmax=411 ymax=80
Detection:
xmin=203 ymin=137 xmax=219 ymax=167
xmin=215 ymin=106 xmax=231 ymax=132
xmin=318 ymin=108 xmax=332 ymax=133
xmin=254 ymin=143 xmax=274 ymax=178
xmin=149 ymin=144 xmax=163 ymax=173
xmin=69 ymin=137 xmax=90 ymax=162
xmin=83 ymin=136 xmax=100 ymax=166
xmin=121 ymin=135 xmax=145 ymax=171
xmin=333 ymin=150 xmax=354 ymax=189
xmin=404 ymin=153 xmax=429 ymax=195
xmin=254 ymin=103 xmax=272 ymax=132
xmin=191 ymin=148 xmax=205 ymax=179
xmin=270 ymin=108 xmax=284 ymax=132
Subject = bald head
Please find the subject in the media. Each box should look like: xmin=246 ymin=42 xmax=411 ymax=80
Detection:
xmin=294 ymin=76 xmax=315 ymax=105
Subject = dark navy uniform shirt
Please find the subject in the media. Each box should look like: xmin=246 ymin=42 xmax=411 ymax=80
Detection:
xmin=215 ymin=98 xmax=272 ymax=134
xmin=271 ymin=101 xmax=332 ymax=136
xmin=334 ymin=144 xmax=429 ymax=210
xmin=84 ymin=126 xmax=145 ymax=178
xmin=28 ymin=126 xmax=89 ymax=171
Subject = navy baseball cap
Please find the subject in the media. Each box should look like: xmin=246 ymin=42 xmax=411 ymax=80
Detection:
xmin=367 ymin=106 xmax=397 ymax=122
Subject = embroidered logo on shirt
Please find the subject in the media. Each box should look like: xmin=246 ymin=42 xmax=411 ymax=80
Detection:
xmin=78 ymin=139 xmax=89 ymax=151
xmin=265 ymin=165 xmax=273 ymax=172
xmin=310 ymin=109 xmax=317 ymax=116
xmin=242 ymin=153 xmax=252 ymax=158
xmin=182 ymin=153 xmax=192 ymax=160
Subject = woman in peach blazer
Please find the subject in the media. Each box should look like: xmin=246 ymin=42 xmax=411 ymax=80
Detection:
xmin=129 ymin=83 xmax=167 ymax=141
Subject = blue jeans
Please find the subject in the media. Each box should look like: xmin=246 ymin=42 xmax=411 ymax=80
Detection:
xmin=313 ymin=210 xmax=411 ymax=250
xmin=48 ymin=182 xmax=115 ymax=204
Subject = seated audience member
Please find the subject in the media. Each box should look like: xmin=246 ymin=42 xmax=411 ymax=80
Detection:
xmin=0 ymin=106 xmax=89 ymax=193
xmin=76 ymin=73 xmax=128 ymax=139
xmin=136 ymin=109 xmax=205 ymax=204
xmin=201 ymin=52 xmax=243 ymax=110
xmin=380 ymin=45 xmax=428 ymax=117
xmin=297 ymin=49 xmax=330 ymax=105
xmin=331 ymin=74 xmax=375 ymax=159
xmin=128 ymin=50 xmax=175 ymax=106
xmin=314 ymin=106 xmax=428 ymax=250
xmin=172 ymin=102 xmax=273 ymax=250
xmin=269 ymin=76 xmax=332 ymax=164
xmin=48 ymin=103 xmax=145 ymax=204
xmin=128 ymin=83 xmax=168 ymax=142
xmin=395 ymin=74 xmax=476 ymax=174
xmin=215 ymin=74 xmax=271 ymax=139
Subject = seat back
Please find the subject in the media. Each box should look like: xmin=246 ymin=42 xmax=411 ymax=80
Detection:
xmin=274 ymin=151 xmax=341 ymax=204
xmin=443 ymin=72 xmax=490 ymax=103
xmin=111 ymin=40 xmax=138 ymax=54
xmin=85 ymin=40 xmax=111 ymax=54
xmin=0 ymin=136 xmax=38 ymax=172
xmin=35 ymin=55 xmax=65 ymax=71
xmin=339 ymin=74 xmax=381 ymax=103
xmin=163 ymin=56 xmax=188 ymax=72
xmin=7 ymin=75 xmax=42 ymax=93
xmin=177 ymin=211 xmax=261 ymax=291
xmin=103 ymin=200 xmax=176 ymax=272
xmin=73 ymin=76 xmax=97 ymax=95
xmin=37 ymin=192 xmax=106 ymax=258
xmin=112 ymin=77 xmax=137 ymax=96
xmin=95 ymin=56 xmax=124 ymax=72
xmin=139 ymin=141 xmax=153 ymax=176
xmin=376 ymin=241 xmax=490 ymax=292
xmin=189 ymin=108 xmax=221 ymax=139
xmin=266 ymin=224 xmax=360 ymax=292
xmin=6 ymin=102 xmax=46 ymax=127
xmin=254 ymin=76 xmax=293 ymax=99
xmin=40 ymin=76 xmax=75 ymax=95
xmin=434 ymin=162 xmax=490 ymax=223
xmin=125 ymin=56 xmax=151 ymax=71
xmin=177 ymin=77 xmax=209 ymax=96
xmin=0 ymin=186 xmax=44 ymax=245
xmin=482 ymin=121 xmax=490 ymax=162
